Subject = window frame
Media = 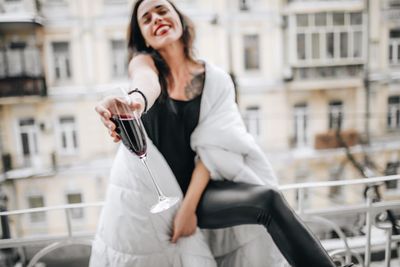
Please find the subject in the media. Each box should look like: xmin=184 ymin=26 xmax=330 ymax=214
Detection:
xmin=110 ymin=39 xmax=128 ymax=79
xmin=66 ymin=192 xmax=84 ymax=220
xmin=292 ymin=12 xmax=364 ymax=66
xmin=27 ymin=195 xmax=46 ymax=223
xmin=244 ymin=106 xmax=261 ymax=138
xmin=328 ymin=100 xmax=344 ymax=130
xmin=52 ymin=41 xmax=72 ymax=82
xmin=57 ymin=115 xmax=79 ymax=155
xmin=387 ymin=95 xmax=400 ymax=130
xmin=389 ymin=29 xmax=400 ymax=66
xmin=243 ymin=34 xmax=261 ymax=71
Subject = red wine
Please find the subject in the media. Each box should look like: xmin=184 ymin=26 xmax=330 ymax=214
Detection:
xmin=111 ymin=114 xmax=147 ymax=157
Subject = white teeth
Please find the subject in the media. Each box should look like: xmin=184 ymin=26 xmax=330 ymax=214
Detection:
xmin=155 ymin=25 xmax=169 ymax=35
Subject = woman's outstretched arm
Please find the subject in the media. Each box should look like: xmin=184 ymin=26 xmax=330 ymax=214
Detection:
xmin=95 ymin=54 xmax=160 ymax=142
xmin=171 ymin=159 xmax=210 ymax=243
xmin=127 ymin=54 xmax=161 ymax=113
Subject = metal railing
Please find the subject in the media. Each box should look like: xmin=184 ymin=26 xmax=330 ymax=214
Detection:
xmin=0 ymin=175 xmax=399 ymax=267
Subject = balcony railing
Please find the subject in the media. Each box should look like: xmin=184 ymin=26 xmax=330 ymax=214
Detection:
xmin=0 ymin=175 xmax=399 ymax=267
xmin=0 ymin=48 xmax=46 ymax=98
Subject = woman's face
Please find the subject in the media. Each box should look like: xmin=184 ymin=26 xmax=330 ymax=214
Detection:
xmin=137 ymin=0 xmax=183 ymax=50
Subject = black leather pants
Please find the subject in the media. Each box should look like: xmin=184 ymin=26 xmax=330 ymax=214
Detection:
xmin=196 ymin=180 xmax=336 ymax=267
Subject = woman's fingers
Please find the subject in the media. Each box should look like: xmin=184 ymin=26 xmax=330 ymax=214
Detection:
xmin=171 ymin=228 xmax=181 ymax=244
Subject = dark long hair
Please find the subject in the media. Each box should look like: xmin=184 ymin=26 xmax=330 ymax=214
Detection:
xmin=127 ymin=0 xmax=196 ymax=100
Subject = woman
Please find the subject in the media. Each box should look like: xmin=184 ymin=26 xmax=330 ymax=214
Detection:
xmin=91 ymin=0 xmax=353 ymax=266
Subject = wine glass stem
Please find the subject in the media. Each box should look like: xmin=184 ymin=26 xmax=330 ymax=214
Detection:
xmin=140 ymin=157 xmax=166 ymax=201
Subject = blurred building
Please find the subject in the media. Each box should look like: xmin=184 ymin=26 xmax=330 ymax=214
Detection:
xmin=0 ymin=0 xmax=398 ymax=240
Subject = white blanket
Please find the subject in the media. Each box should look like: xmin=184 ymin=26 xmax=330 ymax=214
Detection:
xmin=89 ymin=62 xmax=287 ymax=267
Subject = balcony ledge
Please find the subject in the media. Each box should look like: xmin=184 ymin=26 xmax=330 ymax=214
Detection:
xmin=0 ymin=13 xmax=43 ymax=26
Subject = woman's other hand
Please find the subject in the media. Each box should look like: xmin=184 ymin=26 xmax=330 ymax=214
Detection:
xmin=94 ymin=96 xmax=144 ymax=143
xmin=171 ymin=205 xmax=197 ymax=243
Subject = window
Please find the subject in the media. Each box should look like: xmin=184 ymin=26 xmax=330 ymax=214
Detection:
xmin=244 ymin=34 xmax=260 ymax=70
xmin=293 ymin=103 xmax=308 ymax=147
xmin=58 ymin=116 xmax=78 ymax=154
xmin=111 ymin=40 xmax=128 ymax=78
xmin=388 ymin=96 xmax=400 ymax=129
xmin=52 ymin=42 xmax=71 ymax=80
xmin=328 ymin=101 xmax=343 ymax=130
xmin=28 ymin=195 xmax=45 ymax=223
xmin=6 ymin=42 xmax=26 ymax=76
xmin=294 ymin=12 xmax=363 ymax=63
xmin=244 ymin=106 xmax=260 ymax=138
xmin=385 ymin=161 xmax=400 ymax=190
xmin=19 ymin=118 xmax=38 ymax=167
xmin=293 ymin=65 xmax=363 ymax=80
xmin=389 ymin=29 xmax=400 ymax=65
xmin=66 ymin=193 xmax=83 ymax=219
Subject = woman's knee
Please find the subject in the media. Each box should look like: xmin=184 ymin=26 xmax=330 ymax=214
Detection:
xmin=254 ymin=187 xmax=282 ymax=211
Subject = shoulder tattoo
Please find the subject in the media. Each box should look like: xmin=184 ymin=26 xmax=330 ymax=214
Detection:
xmin=185 ymin=71 xmax=205 ymax=100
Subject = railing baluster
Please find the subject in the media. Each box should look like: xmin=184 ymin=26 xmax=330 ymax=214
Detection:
xmin=385 ymin=227 xmax=392 ymax=267
xmin=298 ymin=188 xmax=304 ymax=215
xmin=365 ymin=189 xmax=373 ymax=267
xmin=65 ymin=208 xmax=72 ymax=237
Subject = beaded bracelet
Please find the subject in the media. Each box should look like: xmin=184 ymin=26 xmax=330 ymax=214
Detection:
xmin=128 ymin=88 xmax=148 ymax=113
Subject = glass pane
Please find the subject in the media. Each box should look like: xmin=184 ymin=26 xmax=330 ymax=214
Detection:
xmin=244 ymin=35 xmax=260 ymax=70
xmin=28 ymin=196 xmax=45 ymax=222
xmin=389 ymin=44 xmax=393 ymax=60
xmin=67 ymin=193 xmax=83 ymax=219
xmin=390 ymin=30 xmax=400 ymax=38
xmin=315 ymin=13 xmax=326 ymax=26
xmin=353 ymin=31 xmax=362 ymax=58
xmin=19 ymin=118 xmax=34 ymax=126
xmin=326 ymin=32 xmax=334 ymax=58
xmin=67 ymin=193 xmax=82 ymax=204
xmin=52 ymin=42 xmax=68 ymax=53
xmin=21 ymin=133 xmax=30 ymax=155
xmin=340 ymin=32 xmax=348 ymax=58
xmin=389 ymin=96 xmax=400 ymax=104
xmin=296 ymin=14 xmax=308 ymax=27
xmin=60 ymin=116 xmax=74 ymax=124
xmin=73 ymin=131 xmax=78 ymax=148
xmin=333 ymin=13 xmax=345 ymax=26
xmin=350 ymin=12 xmax=362 ymax=25
xmin=398 ymin=45 xmax=400 ymax=60
xmin=297 ymin=33 xmax=306 ymax=60
xmin=312 ymin=33 xmax=320 ymax=59
xmin=62 ymin=132 xmax=67 ymax=148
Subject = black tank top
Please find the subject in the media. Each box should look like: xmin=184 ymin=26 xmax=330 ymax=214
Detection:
xmin=141 ymin=94 xmax=202 ymax=194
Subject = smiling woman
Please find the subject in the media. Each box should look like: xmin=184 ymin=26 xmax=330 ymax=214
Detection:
xmin=90 ymin=0 xmax=353 ymax=267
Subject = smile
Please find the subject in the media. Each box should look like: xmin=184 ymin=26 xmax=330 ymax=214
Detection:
xmin=154 ymin=25 xmax=171 ymax=36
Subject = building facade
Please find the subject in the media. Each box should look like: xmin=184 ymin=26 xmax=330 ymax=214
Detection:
xmin=0 ymin=0 xmax=399 ymax=239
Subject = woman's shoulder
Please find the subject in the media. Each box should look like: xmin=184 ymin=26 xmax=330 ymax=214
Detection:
xmin=202 ymin=60 xmax=235 ymax=99
xmin=204 ymin=61 xmax=232 ymax=83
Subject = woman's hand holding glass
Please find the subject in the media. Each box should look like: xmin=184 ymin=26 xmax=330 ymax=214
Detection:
xmin=95 ymin=90 xmax=179 ymax=213
xmin=95 ymin=94 xmax=145 ymax=143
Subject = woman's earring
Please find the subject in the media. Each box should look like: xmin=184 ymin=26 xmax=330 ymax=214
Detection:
xmin=146 ymin=42 xmax=150 ymax=48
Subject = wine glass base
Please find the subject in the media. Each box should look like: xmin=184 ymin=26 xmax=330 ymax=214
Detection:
xmin=150 ymin=196 xmax=180 ymax=214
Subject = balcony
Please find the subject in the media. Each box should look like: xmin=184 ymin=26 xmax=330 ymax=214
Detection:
xmin=0 ymin=48 xmax=47 ymax=99
xmin=0 ymin=175 xmax=398 ymax=266
xmin=0 ymin=0 xmax=43 ymax=29
xmin=315 ymin=130 xmax=360 ymax=150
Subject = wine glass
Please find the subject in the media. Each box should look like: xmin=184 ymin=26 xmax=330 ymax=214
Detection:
xmin=110 ymin=94 xmax=179 ymax=213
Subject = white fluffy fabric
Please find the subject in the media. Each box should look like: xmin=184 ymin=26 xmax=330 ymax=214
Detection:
xmin=89 ymin=62 xmax=287 ymax=267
